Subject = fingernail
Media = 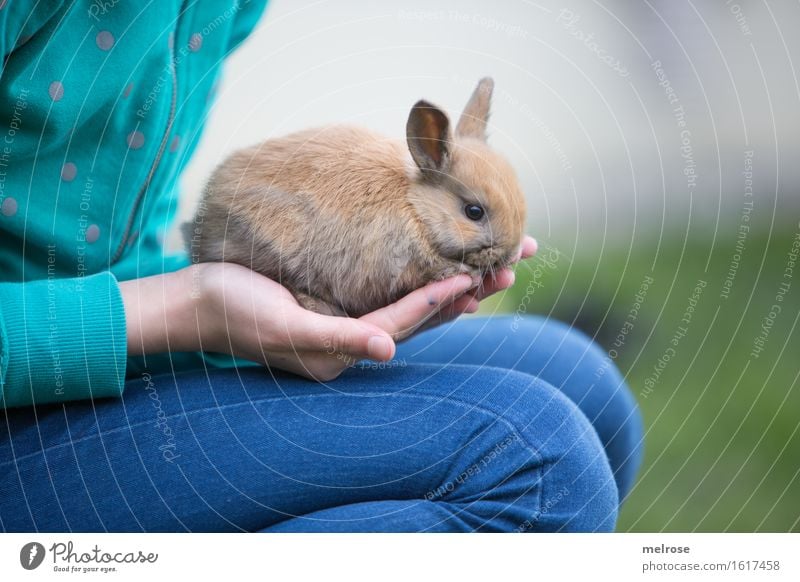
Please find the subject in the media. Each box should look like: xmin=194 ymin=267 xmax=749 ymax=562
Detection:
xmin=367 ymin=335 xmax=393 ymax=360
xmin=507 ymin=270 xmax=516 ymax=286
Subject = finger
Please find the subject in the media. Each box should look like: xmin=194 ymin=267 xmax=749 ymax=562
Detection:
xmin=412 ymin=294 xmax=480 ymax=335
xmin=413 ymin=268 xmax=515 ymax=334
xmin=289 ymin=309 xmax=396 ymax=362
xmin=436 ymin=293 xmax=480 ymax=319
xmin=520 ymin=236 xmax=538 ymax=259
xmin=361 ymin=274 xmax=474 ymax=339
xmin=470 ymin=268 xmax=515 ymax=302
xmin=509 ymin=236 xmax=536 ymax=263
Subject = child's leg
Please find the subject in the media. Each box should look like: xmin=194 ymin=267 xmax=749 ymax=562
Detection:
xmin=1 ymin=364 xmax=616 ymax=532
xmin=396 ymin=315 xmax=644 ymax=500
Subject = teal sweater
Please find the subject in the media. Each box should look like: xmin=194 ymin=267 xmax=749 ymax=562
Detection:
xmin=0 ymin=1 xmax=268 ymax=407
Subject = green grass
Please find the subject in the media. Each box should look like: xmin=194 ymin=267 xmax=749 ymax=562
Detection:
xmin=487 ymin=219 xmax=800 ymax=531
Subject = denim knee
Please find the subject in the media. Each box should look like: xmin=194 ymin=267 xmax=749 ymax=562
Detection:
xmin=501 ymin=315 xmax=644 ymax=500
xmin=420 ymin=365 xmax=619 ymax=532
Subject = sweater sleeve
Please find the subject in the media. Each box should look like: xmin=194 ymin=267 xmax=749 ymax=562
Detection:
xmin=0 ymin=271 xmax=128 ymax=408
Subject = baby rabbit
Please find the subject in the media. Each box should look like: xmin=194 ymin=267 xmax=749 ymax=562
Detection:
xmin=185 ymin=78 xmax=526 ymax=317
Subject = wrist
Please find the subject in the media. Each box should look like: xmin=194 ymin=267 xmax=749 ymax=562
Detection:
xmin=120 ymin=268 xmax=201 ymax=355
xmin=178 ymin=262 xmax=225 ymax=353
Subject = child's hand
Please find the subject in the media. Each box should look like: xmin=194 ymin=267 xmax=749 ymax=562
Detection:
xmin=191 ymin=263 xmax=482 ymax=380
xmin=120 ymin=238 xmax=536 ymax=383
xmin=180 ymin=262 xmax=393 ymax=381
xmin=405 ymin=235 xmax=539 ymax=333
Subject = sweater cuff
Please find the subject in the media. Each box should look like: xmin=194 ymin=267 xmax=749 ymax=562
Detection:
xmin=0 ymin=272 xmax=128 ymax=408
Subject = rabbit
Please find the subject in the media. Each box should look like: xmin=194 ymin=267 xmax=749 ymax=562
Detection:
xmin=184 ymin=78 xmax=527 ymax=318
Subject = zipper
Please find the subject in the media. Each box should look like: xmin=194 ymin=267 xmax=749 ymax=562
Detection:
xmin=111 ymin=4 xmax=183 ymax=263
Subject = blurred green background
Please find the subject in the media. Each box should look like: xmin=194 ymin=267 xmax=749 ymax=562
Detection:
xmin=484 ymin=216 xmax=800 ymax=532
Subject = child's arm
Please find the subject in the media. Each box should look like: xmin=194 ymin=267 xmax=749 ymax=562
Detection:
xmin=118 ymin=263 xmax=470 ymax=384
xmin=0 ymin=272 xmax=127 ymax=407
xmin=118 ymin=236 xmax=534 ymax=385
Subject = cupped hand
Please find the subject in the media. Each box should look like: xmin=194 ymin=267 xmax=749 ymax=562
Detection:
xmin=185 ymin=236 xmax=537 ymax=382
xmin=408 ymin=235 xmax=539 ymax=331
xmin=190 ymin=261 xmax=383 ymax=381
xmin=189 ymin=262 xmax=473 ymax=381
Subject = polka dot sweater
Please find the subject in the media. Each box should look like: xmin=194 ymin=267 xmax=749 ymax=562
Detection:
xmin=0 ymin=1 xmax=268 ymax=407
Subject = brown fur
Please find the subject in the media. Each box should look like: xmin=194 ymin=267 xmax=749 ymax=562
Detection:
xmin=184 ymin=78 xmax=526 ymax=317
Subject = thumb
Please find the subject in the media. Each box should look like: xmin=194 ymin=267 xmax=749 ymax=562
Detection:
xmin=295 ymin=312 xmax=396 ymax=362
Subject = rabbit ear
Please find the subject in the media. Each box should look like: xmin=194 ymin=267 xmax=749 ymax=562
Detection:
xmin=456 ymin=77 xmax=494 ymax=140
xmin=407 ymin=100 xmax=451 ymax=177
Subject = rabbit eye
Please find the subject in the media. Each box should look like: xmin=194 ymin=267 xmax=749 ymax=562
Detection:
xmin=464 ymin=204 xmax=485 ymax=221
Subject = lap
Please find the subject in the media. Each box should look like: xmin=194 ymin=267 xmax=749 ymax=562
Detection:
xmin=0 ymin=315 xmax=624 ymax=532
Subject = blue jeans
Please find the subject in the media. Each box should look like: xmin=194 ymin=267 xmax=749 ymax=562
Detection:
xmin=0 ymin=316 xmax=643 ymax=532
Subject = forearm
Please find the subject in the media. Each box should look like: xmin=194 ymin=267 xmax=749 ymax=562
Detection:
xmin=119 ymin=266 xmax=204 ymax=355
